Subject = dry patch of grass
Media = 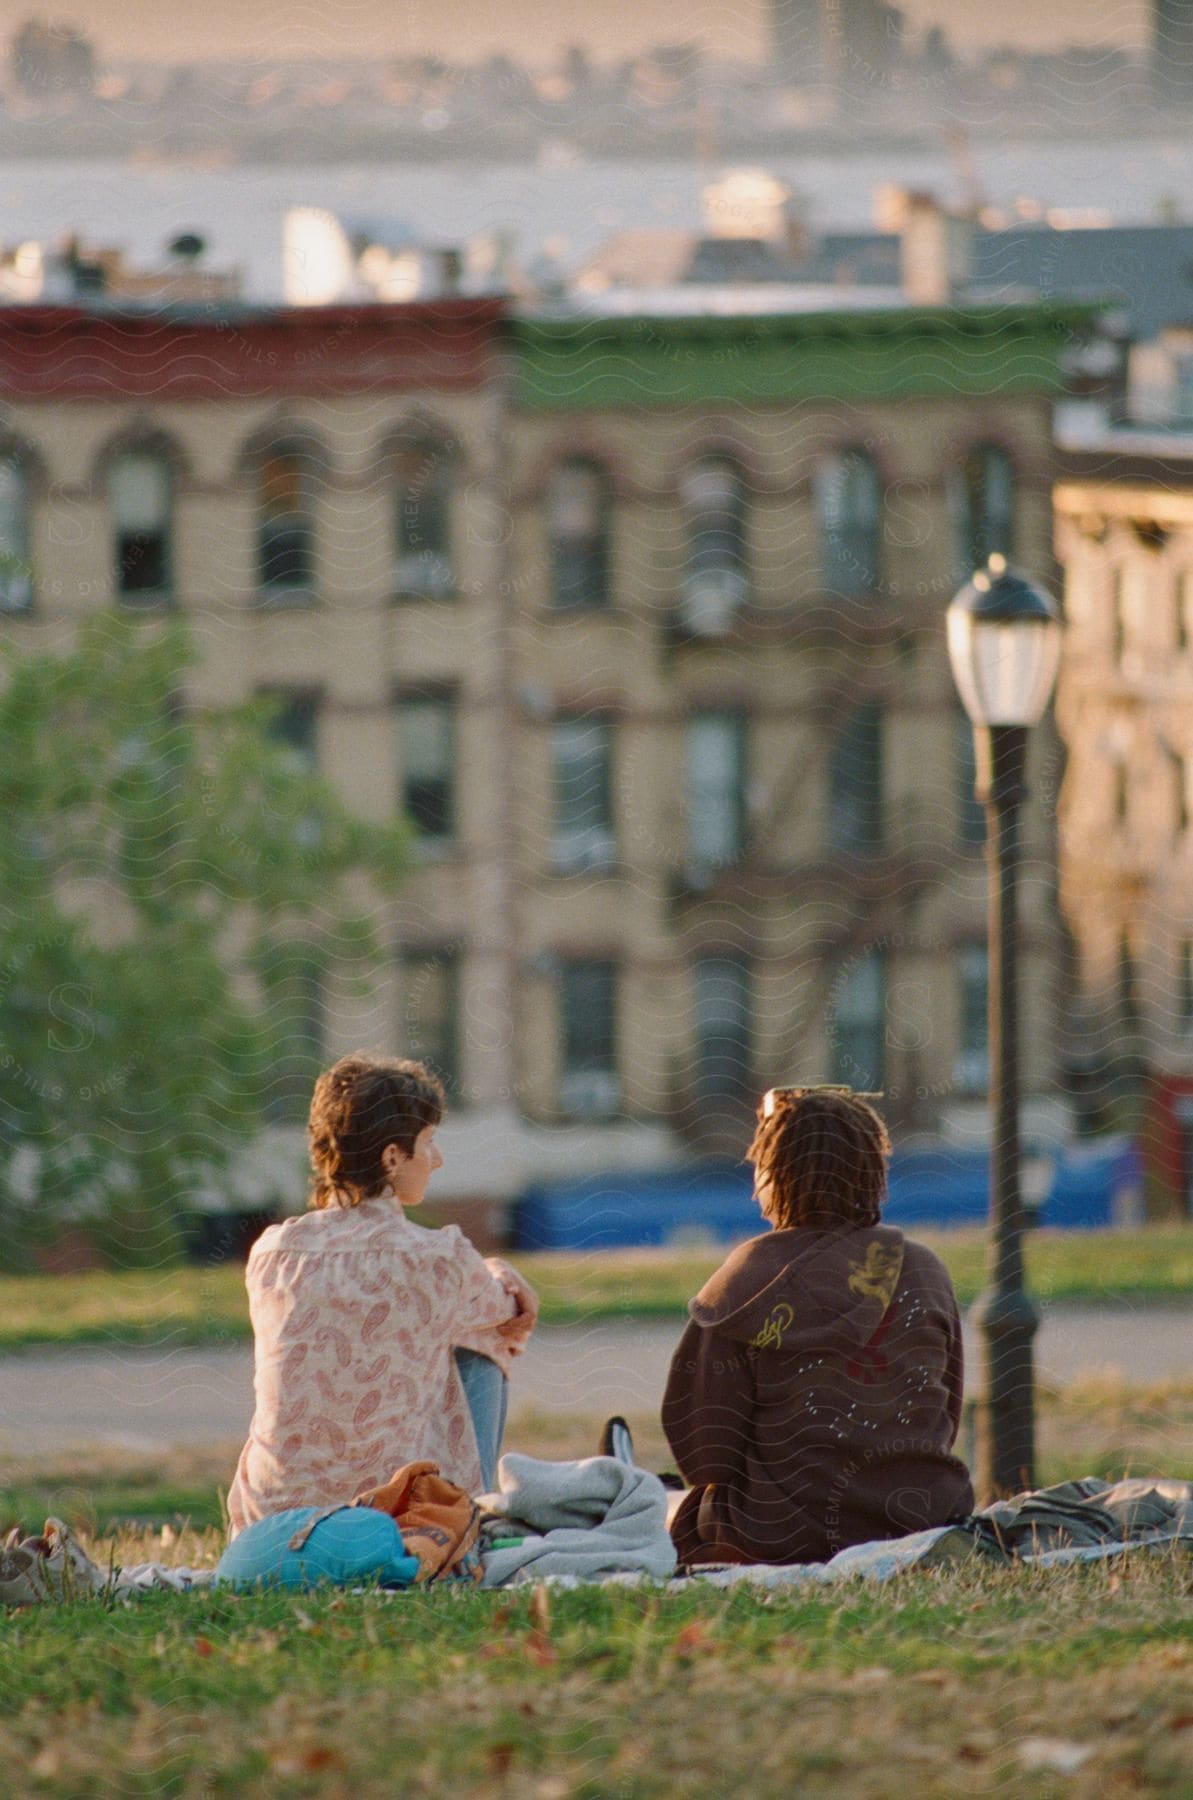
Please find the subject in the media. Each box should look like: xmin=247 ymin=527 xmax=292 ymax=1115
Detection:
xmin=1037 ymin=1376 xmax=1193 ymax=1486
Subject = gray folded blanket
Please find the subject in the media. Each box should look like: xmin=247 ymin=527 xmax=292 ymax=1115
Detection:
xmin=970 ymin=1476 xmax=1193 ymax=1556
xmin=478 ymin=1453 xmax=678 ymax=1587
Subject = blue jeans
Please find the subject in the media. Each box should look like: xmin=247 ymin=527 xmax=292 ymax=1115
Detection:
xmin=453 ymin=1348 xmax=508 ymax=1492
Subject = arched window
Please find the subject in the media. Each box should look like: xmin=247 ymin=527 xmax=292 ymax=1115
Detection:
xmin=680 ymin=456 xmax=748 ymax=631
xmin=547 ymin=458 xmax=610 ymax=609
xmin=952 ymin=443 xmax=1015 ymax=575
xmin=258 ymin=448 xmax=314 ymax=595
xmin=0 ymin=454 xmax=33 ymax=612
xmin=816 ymin=448 xmax=881 ymax=595
xmin=109 ymin=448 xmax=173 ymax=602
xmin=394 ymin=434 xmax=454 ymax=598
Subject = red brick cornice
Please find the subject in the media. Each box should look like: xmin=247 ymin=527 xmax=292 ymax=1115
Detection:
xmin=0 ymin=301 xmax=505 ymax=399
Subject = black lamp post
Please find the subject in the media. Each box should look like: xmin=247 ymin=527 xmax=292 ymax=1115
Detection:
xmin=947 ymin=554 xmax=1062 ymax=1501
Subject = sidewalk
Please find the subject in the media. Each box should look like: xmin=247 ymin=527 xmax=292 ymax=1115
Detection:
xmin=1 ymin=1305 xmax=1189 ymax=1458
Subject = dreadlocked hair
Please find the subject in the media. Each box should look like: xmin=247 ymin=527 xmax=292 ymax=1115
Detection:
xmin=747 ymin=1089 xmax=891 ymax=1231
xmin=307 ymin=1053 xmax=445 ymax=1209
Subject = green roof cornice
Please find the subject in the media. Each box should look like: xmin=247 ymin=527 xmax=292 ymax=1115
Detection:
xmin=511 ymin=302 xmax=1102 ymax=411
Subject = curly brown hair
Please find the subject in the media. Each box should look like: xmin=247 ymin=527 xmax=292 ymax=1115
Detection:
xmin=308 ymin=1053 xmax=445 ymax=1209
xmin=746 ymin=1087 xmax=891 ymax=1231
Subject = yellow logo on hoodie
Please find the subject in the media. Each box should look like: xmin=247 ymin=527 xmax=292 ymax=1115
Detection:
xmin=847 ymin=1241 xmax=904 ymax=1309
xmin=749 ymin=1301 xmax=795 ymax=1351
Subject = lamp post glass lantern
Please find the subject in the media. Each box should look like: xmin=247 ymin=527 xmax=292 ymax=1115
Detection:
xmin=946 ymin=555 xmax=1062 ymax=1501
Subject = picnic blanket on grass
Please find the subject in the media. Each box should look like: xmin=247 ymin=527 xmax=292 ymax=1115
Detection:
xmin=10 ymin=1475 xmax=1191 ymax=1606
xmin=478 ymin=1453 xmax=677 ymax=1587
xmin=676 ymin=1475 xmax=1193 ymax=1591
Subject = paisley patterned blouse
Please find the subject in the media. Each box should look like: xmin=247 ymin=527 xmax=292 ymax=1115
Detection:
xmin=227 ymin=1195 xmax=525 ymax=1535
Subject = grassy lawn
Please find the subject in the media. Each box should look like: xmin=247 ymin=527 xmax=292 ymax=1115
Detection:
xmin=1 ymin=1554 xmax=1191 ymax=1796
xmin=1 ymin=1227 xmax=1191 ymax=1354
xmin=3 ymin=1389 xmax=1193 ymax=1796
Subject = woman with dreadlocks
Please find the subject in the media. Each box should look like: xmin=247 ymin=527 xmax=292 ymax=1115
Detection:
xmin=661 ymin=1087 xmax=974 ymax=1566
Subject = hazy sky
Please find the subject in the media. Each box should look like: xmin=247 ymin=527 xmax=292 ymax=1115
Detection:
xmin=0 ymin=0 xmax=1150 ymax=64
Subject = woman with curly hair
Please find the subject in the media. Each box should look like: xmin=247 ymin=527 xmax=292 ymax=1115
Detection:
xmin=227 ymin=1054 xmax=536 ymax=1536
xmin=662 ymin=1086 xmax=974 ymax=1566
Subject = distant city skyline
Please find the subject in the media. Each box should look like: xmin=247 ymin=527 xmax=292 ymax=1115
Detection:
xmin=0 ymin=0 xmax=1151 ymax=65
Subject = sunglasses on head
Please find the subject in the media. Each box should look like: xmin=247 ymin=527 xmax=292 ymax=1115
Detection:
xmin=761 ymin=1084 xmax=884 ymax=1118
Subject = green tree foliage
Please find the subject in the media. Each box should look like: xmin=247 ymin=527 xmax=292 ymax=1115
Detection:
xmin=0 ymin=616 xmax=409 ymax=1268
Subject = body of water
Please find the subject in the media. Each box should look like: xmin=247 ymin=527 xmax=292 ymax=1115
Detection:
xmin=0 ymin=139 xmax=1188 ymax=299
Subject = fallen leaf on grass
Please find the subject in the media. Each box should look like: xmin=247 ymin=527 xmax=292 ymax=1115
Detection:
xmin=487 ymin=1743 xmax=517 ymax=1778
xmin=267 ymin=1742 xmax=346 ymax=1777
xmin=525 ymin=1628 xmax=558 ymax=1669
xmin=847 ymin=1667 xmax=893 ymax=1688
xmin=1017 ymin=1737 xmax=1095 ymax=1774
xmin=530 ymin=1583 xmax=552 ymax=1635
xmin=301 ymin=1747 xmax=343 ymax=1773
xmin=673 ymin=1621 xmax=715 ymax=1659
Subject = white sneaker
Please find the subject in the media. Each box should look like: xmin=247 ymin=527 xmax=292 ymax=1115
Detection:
xmin=38 ymin=1518 xmax=109 ymax=1600
xmin=0 ymin=1545 xmax=52 ymax=1608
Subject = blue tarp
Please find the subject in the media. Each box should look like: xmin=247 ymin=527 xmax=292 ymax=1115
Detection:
xmin=514 ymin=1139 xmax=1143 ymax=1251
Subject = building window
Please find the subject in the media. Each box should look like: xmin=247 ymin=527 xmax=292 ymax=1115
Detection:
xmin=1110 ymin=566 xmax=1127 ymax=664
xmin=952 ymin=444 xmax=1014 ymax=575
xmin=263 ymin=689 xmax=319 ymax=774
xmin=817 ymin=448 xmax=881 ymax=596
xmin=0 ymin=455 xmax=33 ymax=612
xmin=1118 ymin=931 xmax=1137 ymax=1025
xmin=829 ymin=949 xmax=885 ymax=1090
xmin=260 ymin=948 xmax=324 ymax=1124
xmin=559 ymin=959 xmax=619 ymax=1117
xmin=956 ymin=709 xmax=985 ymax=847
xmin=1180 ymin=940 xmax=1193 ymax=1036
xmin=547 ymin=459 xmax=610 ymax=610
xmin=398 ymin=694 xmax=456 ymax=846
xmin=110 ymin=449 xmax=172 ymax=601
xmin=827 ymin=701 xmax=883 ymax=853
xmin=1168 ymin=745 xmax=1191 ymax=838
xmin=1113 ymin=759 xmax=1129 ymax=827
xmin=685 ymin=712 xmax=747 ymax=869
xmin=258 ymin=450 xmax=314 ymax=594
xmin=1177 ymin=571 xmax=1191 ymax=654
xmin=402 ymin=949 xmax=460 ymax=1094
xmin=679 ymin=456 xmax=748 ymax=632
xmin=551 ymin=716 xmax=614 ymax=872
xmin=693 ymin=954 xmax=753 ymax=1108
xmin=955 ymin=944 xmax=989 ymax=1093
xmin=394 ymin=435 xmax=454 ymax=598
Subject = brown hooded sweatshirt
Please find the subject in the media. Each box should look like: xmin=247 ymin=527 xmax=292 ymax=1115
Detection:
xmin=662 ymin=1223 xmax=975 ymax=1566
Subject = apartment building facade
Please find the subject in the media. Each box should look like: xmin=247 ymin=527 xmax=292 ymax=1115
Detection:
xmin=491 ymin=303 xmax=1083 ymax=1153
xmin=0 ymin=297 xmax=1091 ymax=1199
xmin=1055 ymin=422 xmax=1193 ymax=1213
xmin=0 ymin=300 xmax=523 ymax=1149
